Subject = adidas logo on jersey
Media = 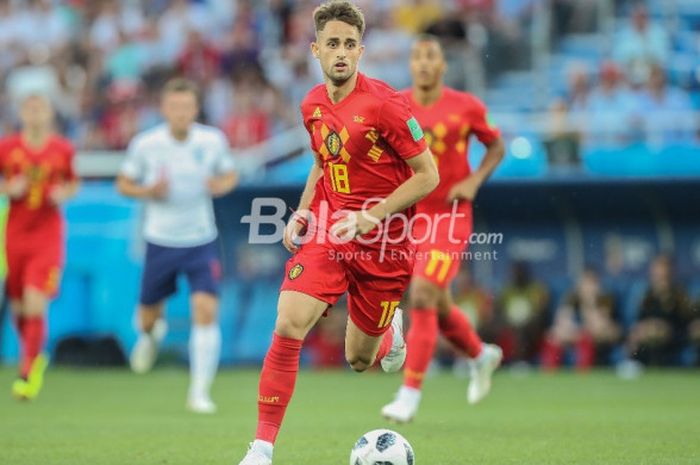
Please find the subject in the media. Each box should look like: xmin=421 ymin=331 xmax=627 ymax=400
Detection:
xmin=312 ymin=107 xmax=322 ymax=119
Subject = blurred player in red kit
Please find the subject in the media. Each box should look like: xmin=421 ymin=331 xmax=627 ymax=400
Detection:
xmin=382 ymin=35 xmax=506 ymax=423
xmin=0 ymin=94 xmax=79 ymax=400
xmin=237 ymin=2 xmax=438 ymax=464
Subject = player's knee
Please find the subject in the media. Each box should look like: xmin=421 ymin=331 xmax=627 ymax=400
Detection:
xmin=410 ymin=281 xmax=440 ymax=309
xmin=346 ymin=355 xmax=372 ymax=372
xmin=275 ymin=315 xmax=308 ymax=340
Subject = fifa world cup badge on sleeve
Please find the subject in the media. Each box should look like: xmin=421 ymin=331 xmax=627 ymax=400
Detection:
xmin=407 ymin=117 xmax=424 ymax=141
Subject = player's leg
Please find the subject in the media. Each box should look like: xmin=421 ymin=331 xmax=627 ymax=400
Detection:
xmin=240 ymin=243 xmax=346 ymax=465
xmin=130 ymin=302 xmax=167 ymax=373
xmin=12 ymin=249 xmax=62 ymax=400
xmin=343 ymin=251 xmax=413 ymax=374
xmin=16 ymin=287 xmax=51 ymax=398
xmin=184 ymin=241 xmax=222 ymax=413
xmin=187 ymin=292 xmax=220 ymax=413
xmin=381 ymin=276 xmax=440 ymax=422
xmin=437 ymin=289 xmax=502 ymax=404
xmin=344 ymin=309 xmax=405 ymax=373
xmin=241 ymin=290 xmax=328 ymax=465
xmin=130 ymin=243 xmax=176 ymax=373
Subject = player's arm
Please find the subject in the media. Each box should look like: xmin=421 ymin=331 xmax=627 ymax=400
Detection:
xmin=283 ymin=156 xmax=323 ymax=253
xmin=0 ymin=176 xmax=29 ymax=199
xmin=447 ymin=136 xmax=505 ymax=202
xmin=208 ymin=133 xmax=240 ymax=197
xmin=116 ymin=137 xmax=168 ymax=200
xmin=332 ymin=149 xmax=439 ymax=238
xmin=49 ymin=179 xmax=80 ymax=205
xmin=208 ymin=171 xmax=239 ymax=198
xmin=116 ymin=174 xmax=167 ymax=200
xmin=367 ymin=149 xmax=438 ymax=220
xmin=49 ymin=145 xmax=81 ymax=205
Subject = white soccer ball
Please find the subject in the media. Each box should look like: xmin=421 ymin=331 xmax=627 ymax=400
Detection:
xmin=350 ymin=429 xmax=415 ymax=465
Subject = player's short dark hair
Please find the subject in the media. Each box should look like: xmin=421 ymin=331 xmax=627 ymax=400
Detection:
xmin=161 ymin=77 xmax=200 ymax=101
xmin=413 ymin=34 xmax=444 ymax=52
xmin=313 ymin=1 xmax=365 ymax=38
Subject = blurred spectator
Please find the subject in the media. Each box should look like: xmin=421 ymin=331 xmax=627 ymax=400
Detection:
xmin=14 ymin=0 xmax=70 ymax=54
xmin=542 ymin=268 xmax=620 ymax=370
xmin=544 ymin=98 xmax=580 ymax=168
xmin=636 ymin=64 xmax=695 ymax=146
xmin=362 ymin=12 xmax=412 ymax=90
xmin=177 ymin=30 xmax=221 ymax=87
xmin=566 ymin=62 xmax=591 ymax=111
xmin=452 ymin=268 xmax=494 ymax=335
xmin=493 ymin=261 xmax=549 ymax=365
xmin=104 ymin=29 xmax=149 ymax=84
xmin=613 ymin=3 xmax=669 ymax=85
xmin=393 ymin=0 xmax=444 ymax=34
xmin=577 ymin=61 xmax=642 ymax=147
xmin=158 ymin=0 xmax=213 ymax=63
xmin=89 ymin=0 xmax=145 ymax=54
xmin=628 ymin=255 xmax=694 ymax=366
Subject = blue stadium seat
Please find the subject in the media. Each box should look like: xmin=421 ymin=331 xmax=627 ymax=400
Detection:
xmin=656 ymin=144 xmax=700 ymax=175
xmin=493 ymin=136 xmax=547 ymax=178
xmin=582 ymin=145 xmax=656 ymax=176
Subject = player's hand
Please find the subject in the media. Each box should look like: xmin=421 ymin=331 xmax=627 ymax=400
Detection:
xmin=48 ymin=184 xmax=71 ymax=206
xmin=207 ymin=178 xmax=227 ymax=197
xmin=6 ymin=175 xmax=28 ymax=199
xmin=283 ymin=213 xmax=308 ymax=253
xmin=147 ymin=177 xmax=169 ymax=200
xmin=447 ymin=175 xmax=481 ymax=203
xmin=330 ymin=210 xmax=380 ymax=241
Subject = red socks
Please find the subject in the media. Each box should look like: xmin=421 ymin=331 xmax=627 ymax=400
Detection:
xmin=439 ymin=306 xmax=483 ymax=359
xmin=403 ymin=309 xmax=438 ymax=389
xmin=256 ymin=333 xmax=303 ymax=444
xmin=15 ymin=316 xmax=46 ymax=379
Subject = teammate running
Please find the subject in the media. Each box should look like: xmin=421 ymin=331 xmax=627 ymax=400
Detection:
xmin=117 ymin=78 xmax=238 ymax=414
xmin=382 ymin=35 xmax=506 ymax=423
xmin=0 ymin=94 xmax=79 ymax=400
xmin=237 ymin=2 xmax=438 ymax=464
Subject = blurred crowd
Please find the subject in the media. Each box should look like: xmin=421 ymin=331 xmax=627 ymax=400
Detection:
xmin=548 ymin=2 xmax=700 ymax=153
xmin=305 ymin=255 xmax=700 ymax=371
xmin=0 ymin=0 xmax=559 ymax=151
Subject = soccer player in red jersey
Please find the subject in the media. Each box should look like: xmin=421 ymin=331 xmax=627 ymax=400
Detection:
xmin=237 ymin=3 xmax=438 ymax=464
xmin=381 ymin=35 xmax=506 ymax=423
xmin=0 ymin=94 xmax=79 ymax=400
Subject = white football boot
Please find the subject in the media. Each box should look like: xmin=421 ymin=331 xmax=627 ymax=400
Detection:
xmin=186 ymin=395 xmax=217 ymax=414
xmin=380 ymin=308 xmax=406 ymax=373
xmin=130 ymin=318 xmax=168 ymax=374
xmin=467 ymin=343 xmax=503 ymax=404
xmin=238 ymin=442 xmax=273 ymax=465
xmin=381 ymin=385 xmax=421 ymax=423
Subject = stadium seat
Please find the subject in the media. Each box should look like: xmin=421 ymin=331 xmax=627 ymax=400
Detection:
xmin=582 ymin=145 xmax=656 ymax=177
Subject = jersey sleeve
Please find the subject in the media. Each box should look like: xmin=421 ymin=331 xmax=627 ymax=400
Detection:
xmin=121 ymin=137 xmax=146 ymax=182
xmin=468 ymin=97 xmax=501 ymax=145
xmin=377 ymin=93 xmax=428 ymax=160
xmin=212 ymin=131 xmax=236 ymax=174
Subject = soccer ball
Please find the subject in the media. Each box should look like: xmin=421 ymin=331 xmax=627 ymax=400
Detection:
xmin=349 ymin=429 xmax=415 ymax=465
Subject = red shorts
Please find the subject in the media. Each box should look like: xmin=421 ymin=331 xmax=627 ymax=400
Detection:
xmin=412 ymin=203 xmax=473 ymax=289
xmin=5 ymin=244 xmax=63 ymax=299
xmin=280 ymin=240 xmax=414 ymax=337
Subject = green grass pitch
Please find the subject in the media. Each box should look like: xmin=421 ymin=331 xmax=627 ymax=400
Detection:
xmin=1 ymin=367 xmax=699 ymax=464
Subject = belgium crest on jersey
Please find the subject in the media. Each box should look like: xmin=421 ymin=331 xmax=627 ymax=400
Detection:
xmin=325 ymin=131 xmax=342 ymax=158
xmin=288 ymin=264 xmax=304 ymax=280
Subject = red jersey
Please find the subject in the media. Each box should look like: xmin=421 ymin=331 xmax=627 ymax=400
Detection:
xmin=401 ymin=87 xmax=500 ymax=214
xmin=301 ymin=73 xmax=427 ymax=244
xmin=0 ymin=134 xmax=76 ymax=247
